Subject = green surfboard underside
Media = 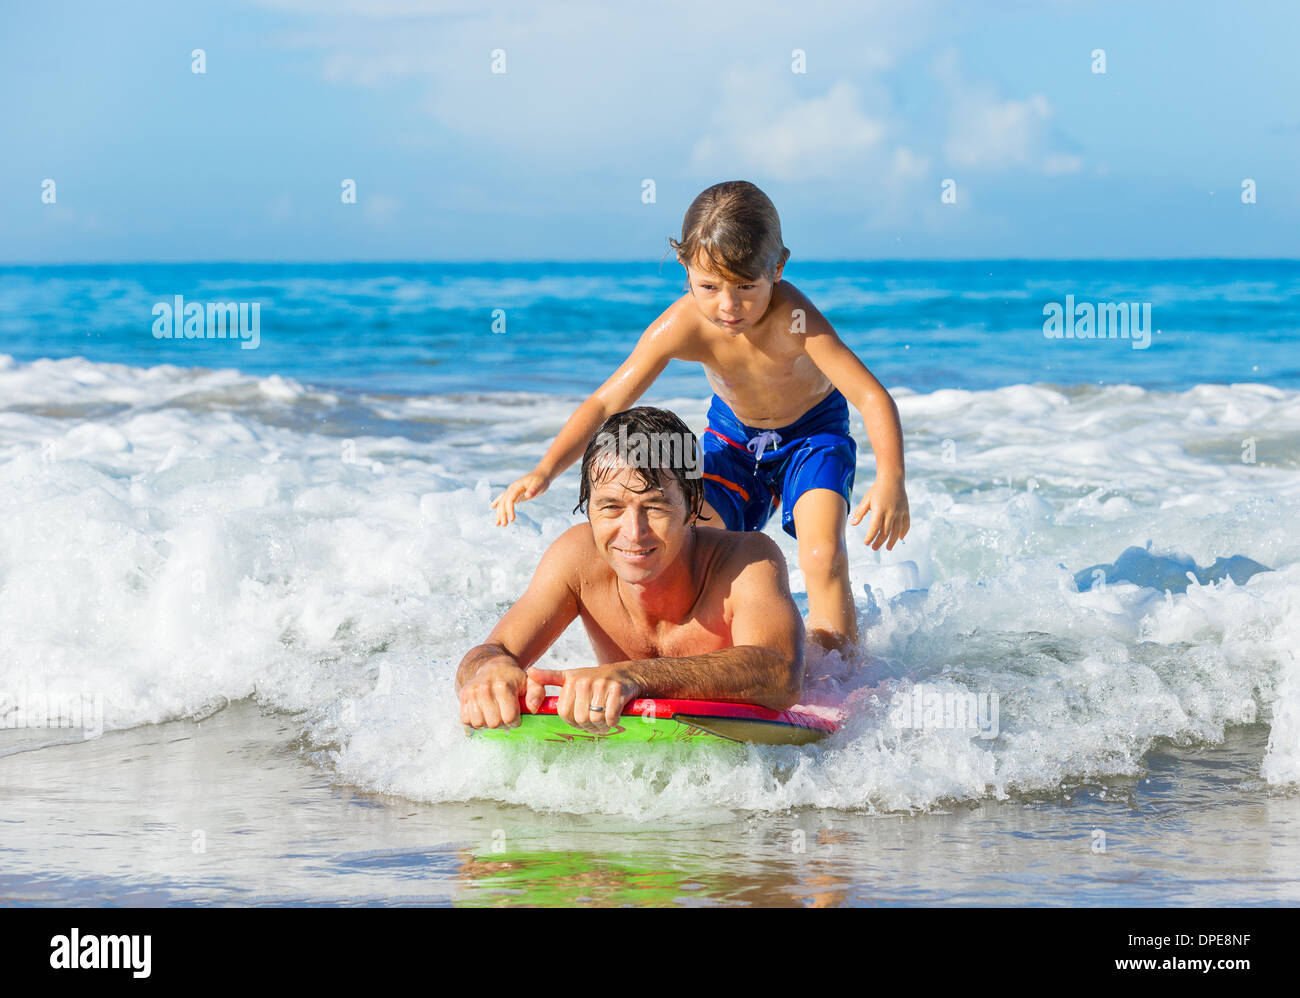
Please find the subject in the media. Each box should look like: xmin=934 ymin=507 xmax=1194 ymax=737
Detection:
xmin=468 ymin=712 xmax=827 ymax=746
xmin=470 ymin=713 xmax=728 ymax=745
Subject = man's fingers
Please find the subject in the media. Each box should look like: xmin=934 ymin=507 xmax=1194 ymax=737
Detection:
xmin=556 ymin=677 xmax=576 ymax=727
xmin=570 ymin=678 xmax=591 ymax=729
xmin=478 ymin=689 xmax=503 ymax=728
xmin=585 ymin=679 xmax=607 ymax=731
xmin=850 ymin=498 xmax=869 ymax=526
xmin=527 ymin=668 xmax=565 ymax=699
xmin=603 ymin=683 xmax=624 ymax=728
xmin=465 ymin=694 xmax=486 ymax=729
xmin=524 ymin=676 xmax=546 ymax=713
xmin=493 ymin=681 xmax=520 ymax=728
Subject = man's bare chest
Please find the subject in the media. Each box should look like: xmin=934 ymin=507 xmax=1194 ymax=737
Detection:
xmin=577 ymin=589 xmax=730 ymax=664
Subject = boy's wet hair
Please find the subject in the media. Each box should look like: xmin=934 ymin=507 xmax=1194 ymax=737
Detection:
xmin=574 ymin=407 xmax=705 ymax=524
xmin=667 ymin=180 xmax=791 ymax=282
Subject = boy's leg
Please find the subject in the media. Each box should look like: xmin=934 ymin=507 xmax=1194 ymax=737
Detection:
xmin=791 ymin=488 xmax=858 ymax=653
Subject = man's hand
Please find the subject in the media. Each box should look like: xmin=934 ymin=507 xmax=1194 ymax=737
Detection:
xmin=528 ymin=666 xmax=641 ymax=733
xmin=459 ymin=657 xmax=547 ymax=729
xmin=851 ymin=473 xmax=910 ymax=551
xmin=490 ymin=470 xmax=552 ymax=526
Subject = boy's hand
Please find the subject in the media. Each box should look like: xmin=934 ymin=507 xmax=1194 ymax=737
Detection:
xmin=459 ymin=659 xmax=547 ymax=729
xmin=527 ymin=666 xmax=641 ymax=733
xmin=851 ymin=475 xmax=910 ymax=551
xmin=491 ymin=471 xmax=552 ymax=526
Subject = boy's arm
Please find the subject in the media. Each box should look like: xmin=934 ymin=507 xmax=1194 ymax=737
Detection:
xmin=786 ymin=288 xmax=910 ymax=549
xmin=491 ymin=298 xmax=694 ymax=525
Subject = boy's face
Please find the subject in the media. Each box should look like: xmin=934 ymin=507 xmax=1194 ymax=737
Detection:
xmin=587 ymin=461 xmax=694 ymax=585
xmin=685 ymin=257 xmax=784 ymax=336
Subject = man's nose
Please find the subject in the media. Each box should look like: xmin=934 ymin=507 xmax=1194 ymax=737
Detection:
xmin=620 ymin=508 xmax=653 ymax=538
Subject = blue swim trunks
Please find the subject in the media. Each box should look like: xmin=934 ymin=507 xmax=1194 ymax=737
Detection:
xmin=700 ymin=388 xmax=857 ymax=538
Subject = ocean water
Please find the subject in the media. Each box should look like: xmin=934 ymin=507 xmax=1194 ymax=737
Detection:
xmin=1 ymin=261 xmax=1297 ymax=905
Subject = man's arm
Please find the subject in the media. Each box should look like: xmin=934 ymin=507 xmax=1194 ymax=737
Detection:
xmin=532 ymin=534 xmax=804 ymax=731
xmin=456 ymin=526 xmax=583 ymax=727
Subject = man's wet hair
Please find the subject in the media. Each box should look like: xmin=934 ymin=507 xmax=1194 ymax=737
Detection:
xmin=573 ymin=407 xmax=705 ymax=524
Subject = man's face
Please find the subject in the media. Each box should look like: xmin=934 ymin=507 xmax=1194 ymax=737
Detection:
xmin=587 ymin=460 xmax=693 ymax=584
xmin=685 ymin=257 xmax=783 ymax=336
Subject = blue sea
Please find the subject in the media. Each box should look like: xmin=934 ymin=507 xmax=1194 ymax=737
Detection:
xmin=4 ymin=261 xmax=1298 ymax=395
xmin=1 ymin=260 xmax=1297 ymax=905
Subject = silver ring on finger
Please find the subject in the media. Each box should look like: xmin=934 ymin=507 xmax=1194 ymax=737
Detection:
xmin=589 ymin=705 xmax=604 ymax=711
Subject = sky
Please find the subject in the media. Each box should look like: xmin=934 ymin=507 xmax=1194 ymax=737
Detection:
xmin=1 ymin=0 xmax=1298 ymax=262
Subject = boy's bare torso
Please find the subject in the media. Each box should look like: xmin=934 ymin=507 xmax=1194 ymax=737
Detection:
xmin=569 ymin=525 xmax=749 ymax=664
xmin=675 ymin=280 xmax=834 ymax=429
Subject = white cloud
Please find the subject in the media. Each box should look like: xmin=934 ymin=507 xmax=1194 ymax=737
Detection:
xmin=687 ymin=66 xmax=933 ymax=192
xmin=690 ymin=74 xmax=888 ymax=182
xmin=363 ymin=194 xmax=401 ymax=223
xmin=936 ymin=50 xmax=1082 ymax=175
xmin=264 ymin=0 xmax=931 ymax=174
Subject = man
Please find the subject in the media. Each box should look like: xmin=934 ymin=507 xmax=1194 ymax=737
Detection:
xmin=457 ymin=406 xmax=805 ymax=733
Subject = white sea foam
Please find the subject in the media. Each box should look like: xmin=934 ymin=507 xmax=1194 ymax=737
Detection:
xmin=1 ymin=353 xmax=1297 ymax=816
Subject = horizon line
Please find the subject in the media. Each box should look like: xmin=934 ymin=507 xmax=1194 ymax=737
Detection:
xmin=2 ymin=256 xmax=1299 ymax=268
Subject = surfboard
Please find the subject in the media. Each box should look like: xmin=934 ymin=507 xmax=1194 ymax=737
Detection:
xmin=468 ymin=694 xmax=840 ymax=746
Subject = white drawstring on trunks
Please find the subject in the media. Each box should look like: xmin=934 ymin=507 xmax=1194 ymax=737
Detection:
xmin=746 ymin=429 xmax=783 ymax=461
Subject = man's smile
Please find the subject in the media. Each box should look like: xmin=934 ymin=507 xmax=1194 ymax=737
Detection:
xmin=613 ymin=544 xmax=657 ymax=562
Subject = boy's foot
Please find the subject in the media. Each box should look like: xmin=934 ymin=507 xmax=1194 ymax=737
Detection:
xmin=800 ymin=629 xmax=868 ymax=705
xmin=806 ymin=626 xmax=858 ymax=657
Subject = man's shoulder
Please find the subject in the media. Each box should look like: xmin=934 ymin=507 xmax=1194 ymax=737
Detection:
xmin=533 ymin=525 xmax=600 ymax=602
xmin=703 ymin=530 xmax=794 ymax=615
xmin=553 ymin=522 xmax=595 ymax=556
xmin=739 ymin=528 xmax=786 ymax=563
xmin=713 ymin=528 xmax=787 ymax=576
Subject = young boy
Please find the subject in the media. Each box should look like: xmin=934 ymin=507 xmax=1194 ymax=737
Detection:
xmin=491 ymin=180 xmax=909 ymax=655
